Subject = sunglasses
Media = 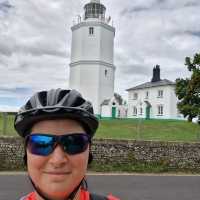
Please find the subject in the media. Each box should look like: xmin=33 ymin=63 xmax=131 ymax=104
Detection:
xmin=25 ymin=133 xmax=91 ymax=156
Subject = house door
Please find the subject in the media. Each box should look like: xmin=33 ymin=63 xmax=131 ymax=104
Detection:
xmin=112 ymin=107 xmax=116 ymax=119
xmin=146 ymin=106 xmax=150 ymax=119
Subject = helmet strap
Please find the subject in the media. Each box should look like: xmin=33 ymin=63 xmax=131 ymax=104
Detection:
xmin=28 ymin=176 xmax=83 ymax=200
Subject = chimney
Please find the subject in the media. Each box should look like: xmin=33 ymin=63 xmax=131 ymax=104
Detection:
xmin=151 ymin=65 xmax=161 ymax=82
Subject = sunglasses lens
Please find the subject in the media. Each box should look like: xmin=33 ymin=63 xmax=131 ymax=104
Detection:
xmin=61 ymin=134 xmax=90 ymax=155
xmin=27 ymin=135 xmax=55 ymax=156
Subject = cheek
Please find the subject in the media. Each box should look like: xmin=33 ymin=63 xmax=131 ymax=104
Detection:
xmin=27 ymin=150 xmax=47 ymax=177
xmin=70 ymin=149 xmax=89 ymax=172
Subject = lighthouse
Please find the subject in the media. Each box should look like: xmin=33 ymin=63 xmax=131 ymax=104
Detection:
xmin=69 ymin=0 xmax=116 ymax=116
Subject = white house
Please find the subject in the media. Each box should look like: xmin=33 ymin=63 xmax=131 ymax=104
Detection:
xmin=69 ymin=0 xmax=116 ymax=116
xmin=126 ymin=65 xmax=184 ymax=120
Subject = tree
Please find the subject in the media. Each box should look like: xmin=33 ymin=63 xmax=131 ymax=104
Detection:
xmin=175 ymin=53 xmax=200 ymax=123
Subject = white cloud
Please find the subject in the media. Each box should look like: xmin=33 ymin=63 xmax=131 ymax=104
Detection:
xmin=0 ymin=105 xmax=19 ymax=112
xmin=0 ymin=0 xmax=199 ymax=107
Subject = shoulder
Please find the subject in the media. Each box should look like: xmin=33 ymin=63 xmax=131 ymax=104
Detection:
xmin=107 ymin=194 xmax=120 ymax=200
xmin=19 ymin=192 xmax=35 ymax=200
xmin=90 ymin=193 xmax=107 ymax=200
xmin=90 ymin=193 xmax=120 ymax=200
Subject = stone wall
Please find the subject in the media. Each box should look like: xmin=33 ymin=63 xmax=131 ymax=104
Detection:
xmin=0 ymin=137 xmax=24 ymax=170
xmin=1 ymin=137 xmax=200 ymax=170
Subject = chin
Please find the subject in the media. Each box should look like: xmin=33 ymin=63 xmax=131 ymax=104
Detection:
xmin=41 ymin=187 xmax=69 ymax=200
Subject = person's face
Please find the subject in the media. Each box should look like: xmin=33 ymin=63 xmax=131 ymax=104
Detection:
xmin=27 ymin=119 xmax=89 ymax=200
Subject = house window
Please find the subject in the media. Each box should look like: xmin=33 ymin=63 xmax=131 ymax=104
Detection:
xmin=133 ymin=106 xmax=137 ymax=116
xmin=133 ymin=93 xmax=138 ymax=100
xmin=158 ymin=90 xmax=163 ymax=98
xmin=158 ymin=105 xmax=164 ymax=115
xmin=145 ymin=91 xmax=149 ymax=99
xmin=140 ymin=107 xmax=143 ymax=115
xmin=89 ymin=27 xmax=94 ymax=35
xmin=118 ymin=110 xmax=121 ymax=118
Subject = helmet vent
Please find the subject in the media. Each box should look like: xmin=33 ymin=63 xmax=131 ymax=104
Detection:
xmin=72 ymin=96 xmax=85 ymax=107
xmin=38 ymin=91 xmax=47 ymax=106
xmin=25 ymin=101 xmax=33 ymax=110
xmin=57 ymin=90 xmax=67 ymax=103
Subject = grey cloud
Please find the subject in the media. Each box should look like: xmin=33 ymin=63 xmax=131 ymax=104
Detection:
xmin=120 ymin=0 xmax=167 ymax=14
xmin=1 ymin=0 xmax=73 ymax=59
xmin=0 ymin=86 xmax=31 ymax=94
xmin=119 ymin=0 xmax=166 ymax=16
xmin=118 ymin=63 xmax=152 ymax=76
xmin=120 ymin=6 xmax=149 ymax=16
xmin=0 ymin=86 xmax=32 ymax=100
xmin=17 ymin=43 xmax=67 ymax=58
xmin=156 ymin=0 xmax=167 ymax=3
xmin=0 ymin=0 xmax=13 ymax=14
xmin=0 ymin=45 xmax=11 ymax=56
xmin=185 ymin=31 xmax=200 ymax=38
xmin=0 ymin=37 xmax=14 ymax=56
xmin=119 ymin=0 xmax=200 ymax=18
xmin=184 ymin=1 xmax=200 ymax=7
xmin=0 ymin=0 xmax=198 ymax=102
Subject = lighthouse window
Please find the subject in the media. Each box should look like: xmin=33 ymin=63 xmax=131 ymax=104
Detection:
xmin=105 ymin=69 xmax=108 ymax=77
xmin=89 ymin=27 xmax=94 ymax=35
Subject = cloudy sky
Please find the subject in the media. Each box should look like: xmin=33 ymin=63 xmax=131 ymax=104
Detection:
xmin=0 ymin=0 xmax=200 ymax=111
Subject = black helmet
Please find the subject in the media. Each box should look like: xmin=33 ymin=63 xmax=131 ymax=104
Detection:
xmin=14 ymin=88 xmax=99 ymax=138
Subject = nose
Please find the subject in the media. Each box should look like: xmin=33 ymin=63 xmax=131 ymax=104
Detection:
xmin=49 ymin=144 xmax=68 ymax=167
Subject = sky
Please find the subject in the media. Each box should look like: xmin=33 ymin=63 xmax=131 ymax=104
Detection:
xmin=0 ymin=0 xmax=200 ymax=111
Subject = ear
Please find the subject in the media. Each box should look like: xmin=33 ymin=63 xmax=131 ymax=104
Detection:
xmin=23 ymin=142 xmax=28 ymax=166
xmin=88 ymin=152 xmax=93 ymax=164
xmin=23 ymin=153 xmax=27 ymax=166
xmin=88 ymin=143 xmax=93 ymax=164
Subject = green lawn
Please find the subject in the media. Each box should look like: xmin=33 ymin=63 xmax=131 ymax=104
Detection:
xmin=95 ymin=119 xmax=200 ymax=142
xmin=0 ymin=114 xmax=17 ymax=136
xmin=0 ymin=113 xmax=200 ymax=142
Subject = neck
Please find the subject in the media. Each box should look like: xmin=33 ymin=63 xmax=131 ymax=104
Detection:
xmin=35 ymin=188 xmax=81 ymax=200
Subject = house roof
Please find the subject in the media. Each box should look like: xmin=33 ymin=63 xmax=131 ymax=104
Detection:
xmin=101 ymin=99 xmax=110 ymax=105
xmin=126 ymin=79 xmax=175 ymax=91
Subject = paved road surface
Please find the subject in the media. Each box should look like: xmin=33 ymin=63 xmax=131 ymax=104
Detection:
xmin=1 ymin=173 xmax=200 ymax=200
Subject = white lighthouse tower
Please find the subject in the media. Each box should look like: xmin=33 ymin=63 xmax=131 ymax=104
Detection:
xmin=69 ymin=0 xmax=116 ymax=116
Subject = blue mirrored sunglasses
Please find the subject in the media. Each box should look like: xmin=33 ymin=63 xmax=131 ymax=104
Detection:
xmin=25 ymin=133 xmax=91 ymax=156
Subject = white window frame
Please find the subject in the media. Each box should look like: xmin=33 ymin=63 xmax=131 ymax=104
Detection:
xmin=145 ymin=91 xmax=149 ymax=99
xmin=157 ymin=105 xmax=164 ymax=116
xmin=89 ymin=27 xmax=94 ymax=35
xmin=139 ymin=107 xmax=143 ymax=115
xmin=133 ymin=93 xmax=138 ymax=100
xmin=105 ymin=69 xmax=108 ymax=77
xmin=133 ymin=106 xmax=137 ymax=116
xmin=157 ymin=90 xmax=163 ymax=98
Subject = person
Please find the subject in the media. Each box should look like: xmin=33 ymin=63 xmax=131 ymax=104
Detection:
xmin=14 ymin=88 xmax=120 ymax=200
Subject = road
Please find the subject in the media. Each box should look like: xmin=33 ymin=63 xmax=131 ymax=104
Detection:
xmin=1 ymin=173 xmax=200 ymax=200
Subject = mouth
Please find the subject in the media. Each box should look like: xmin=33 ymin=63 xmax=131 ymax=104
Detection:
xmin=44 ymin=171 xmax=71 ymax=175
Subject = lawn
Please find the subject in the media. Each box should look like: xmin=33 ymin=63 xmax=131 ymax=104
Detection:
xmin=0 ymin=113 xmax=200 ymax=142
xmin=96 ymin=119 xmax=200 ymax=142
xmin=0 ymin=113 xmax=17 ymax=136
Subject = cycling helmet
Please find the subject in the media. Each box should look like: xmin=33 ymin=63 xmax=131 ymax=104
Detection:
xmin=14 ymin=88 xmax=99 ymax=138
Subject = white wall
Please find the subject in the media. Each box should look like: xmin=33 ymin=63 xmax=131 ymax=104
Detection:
xmin=69 ymin=64 xmax=100 ymax=114
xmin=71 ymin=21 xmax=115 ymax=63
xmin=101 ymin=105 xmax=111 ymax=117
xmin=69 ymin=20 xmax=115 ymax=115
